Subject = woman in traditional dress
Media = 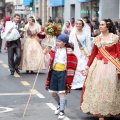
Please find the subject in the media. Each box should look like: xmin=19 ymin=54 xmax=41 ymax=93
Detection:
xmin=21 ymin=16 xmax=45 ymax=73
xmin=80 ymin=19 xmax=120 ymax=120
xmin=62 ymin=21 xmax=72 ymax=36
xmin=69 ymin=19 xmax=92 ymax=89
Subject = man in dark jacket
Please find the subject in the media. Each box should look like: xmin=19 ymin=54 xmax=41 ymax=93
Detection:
xmin=5 ymin=14 xmax=23 ymax=75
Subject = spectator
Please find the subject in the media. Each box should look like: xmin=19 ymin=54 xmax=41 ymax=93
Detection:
xmin=92 ymin=17 xmax=99 ymax=30
xmin=37 ymin=18 xmax=42 ymax=25
xmin=114 ymin=21 xmax=119 ymax=29
xmin=118 ymin=19 xmax=120 ymax=29
xmin=83 ymin=16 xmax=93 ymax=34
xmin=114 ymin=21 xmax=120 ymax=38
xmin=55 ymin=17 xmax=62 ymax=25
xmin=71 ymin=17 xmax=75 ymax=27
xmin=92 ymin=17 xmax=100 ymax=37
xmin=48 ymin=16 xmax=53 ymax=23
xmin=62 ymin=21 xmax=72 ymax=36
xmin=0 ymin=19 xmax=3 ymax=52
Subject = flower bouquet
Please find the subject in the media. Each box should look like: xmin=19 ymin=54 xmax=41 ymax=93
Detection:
xmin=19 ymin=27 xmax=25 ymax=32
xmin=44 ymin=22 xmax=62 ymax=37
xmin=41 ymin=23 xmax=62 ymax=47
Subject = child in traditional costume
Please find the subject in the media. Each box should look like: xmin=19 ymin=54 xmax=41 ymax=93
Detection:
xmin=45 ymin=33 xmax=77 ymax=119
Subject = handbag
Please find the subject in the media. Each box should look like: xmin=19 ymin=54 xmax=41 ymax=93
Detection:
xmin=37 ymin=32 xmax=46 ymax=39
xmin=5 ymin=27 xmax=20 ymax=41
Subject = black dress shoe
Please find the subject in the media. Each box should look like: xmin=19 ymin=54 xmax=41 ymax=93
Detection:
xmin=26 ymin=70 xmax=29 ymax=73
xmin=15 ymin=69 xmax=20 ymax=74
xmin=31 ymin=71 xmax=34 ymax=74
xmin=10 ymin=71 xmax=14 ymax=75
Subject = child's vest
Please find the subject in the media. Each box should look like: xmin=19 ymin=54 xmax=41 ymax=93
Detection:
xmin=45 ymin=47 xmax=78 ymax=93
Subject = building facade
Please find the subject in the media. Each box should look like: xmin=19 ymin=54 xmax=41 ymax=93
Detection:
xmin=5 ymin=0 xmax=15 ymax=17
xmin=49 ymin=0 xmax=64 ymax=23
xmin=0 ymin=0 xmax=5 ymax=18
xmin=5 ymin=0 xmax=29 ymax=18
xmin=64 ymin=0 xmax=120 ymax=23
xmin=34 ymin=0 xmax=49 ymax=25
xmin=4 ymin=0 xmax=120 ymax=24
xmin=99 ymin=0 xmax=119 ymax=21
xmin=14 ymin=0 xmax=27 ymax=18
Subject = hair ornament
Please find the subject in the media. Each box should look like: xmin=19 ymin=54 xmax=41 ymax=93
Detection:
xmin=107 ymin=22 xmax=111 ymax=24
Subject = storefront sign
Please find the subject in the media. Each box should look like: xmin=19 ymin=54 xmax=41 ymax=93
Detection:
xmin=23 ymin=0 xmax=32 ymax=6
xmin=50 ymin=0 xmax=64 ymax=7
xmin=78 ymin=0 xmax=92 ymax=2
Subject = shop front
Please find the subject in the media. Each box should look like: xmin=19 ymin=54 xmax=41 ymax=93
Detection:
xmin=78 ymin=0 xmax=99 ymax=20
xmin=50 ymin=0 xmax=64 ymax=24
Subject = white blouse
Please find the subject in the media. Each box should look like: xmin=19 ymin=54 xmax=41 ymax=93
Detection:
xmin=53 ymin=47 xmax=67 ymax=68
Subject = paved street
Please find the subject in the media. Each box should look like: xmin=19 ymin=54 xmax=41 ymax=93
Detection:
xmin=0 ymin=52 xmax=119 ymax=120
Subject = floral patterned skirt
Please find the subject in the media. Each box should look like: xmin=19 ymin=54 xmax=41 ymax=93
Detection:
xmin=21 ymin=37 xmax=45 ymax=70
xmin=81 ymin=58 xmax=120 ymax=116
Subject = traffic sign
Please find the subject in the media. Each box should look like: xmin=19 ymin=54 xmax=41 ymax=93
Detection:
xmin=25 ymin=6 xmax=30 ymax=11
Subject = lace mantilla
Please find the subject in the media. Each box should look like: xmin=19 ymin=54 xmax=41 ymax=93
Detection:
xmin=94 ymin=33 xmax=119 ymax=47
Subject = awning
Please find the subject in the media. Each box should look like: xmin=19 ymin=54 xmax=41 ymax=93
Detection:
xmin=50 ymin=0 xmax=64 ymax=7
xmin=78 ymin=0 xmax=92 ymax=2
xmin=23 ymin=0 xmax=32 ymax=6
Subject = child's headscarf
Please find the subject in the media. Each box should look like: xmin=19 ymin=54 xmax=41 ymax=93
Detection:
xmin=57 ymin=33 xmax=70 ymax=45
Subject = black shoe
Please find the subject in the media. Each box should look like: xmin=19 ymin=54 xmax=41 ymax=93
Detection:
xmin=15 ymin=69 xmax=20 ymax=74
xmin=26 ymin=70 xmax=29 ymax=73
xmin=10 ymin=71 xmax=14 ymax=75
xmin=31 ymin=71 xmax=34 ymax=74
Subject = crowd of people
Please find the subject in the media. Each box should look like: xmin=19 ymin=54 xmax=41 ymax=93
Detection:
xmin=0 ymin=14 xmax=120 ymax=120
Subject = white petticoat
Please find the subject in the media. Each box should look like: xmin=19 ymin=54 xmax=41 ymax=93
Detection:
xmin=71 ymin=54 xmax=88 ymax=89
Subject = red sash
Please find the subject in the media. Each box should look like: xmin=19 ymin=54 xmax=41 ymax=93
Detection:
xmin=99 ymin=46 xmax=120 ymax=72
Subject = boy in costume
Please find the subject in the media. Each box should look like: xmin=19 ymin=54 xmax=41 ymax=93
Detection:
xmin=45 ymin=33 xmax=78 ymax=119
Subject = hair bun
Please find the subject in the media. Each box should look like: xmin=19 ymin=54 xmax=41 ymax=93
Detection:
xmin=103 ymin=18 xmax=116 ymax=34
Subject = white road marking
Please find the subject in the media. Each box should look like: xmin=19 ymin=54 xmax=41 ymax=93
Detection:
xmin=0 ymin=63 xmax=71 ymax=119
xmin=46 ymin=103 xmax=56 ymax=110
xmin=2 ymin=64 xmax=8 ymax=68
xmin=14 ymin=74 xmax=21 ymax=78
xmin=64 ymin=117 xmax=71 ymax=120
xmin=0 ymin=92 xmax=36 ymax=96
xmin=30 ymin=89 xmax=45 ymax=98
xmin=46 ymin=103 xmax=71 ymax=120
xmin=21 ymin=81 xmax=30 ymax=86
xmin=36 ymin=93 xmax=45 ymax=98
xmin=0 ymin=107 xmax=13 ymax=113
